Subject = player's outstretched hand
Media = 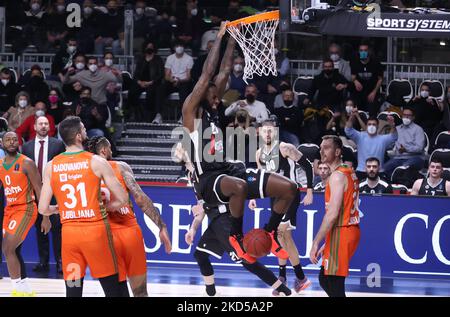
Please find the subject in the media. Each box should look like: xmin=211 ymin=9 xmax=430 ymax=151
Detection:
xmin=248 ymin=199 xmax=257 ymax=210
xmin=160 ymin=226 xmax=172 ymax=254
xmin=301 ymin=189 xmax=313 ymax=206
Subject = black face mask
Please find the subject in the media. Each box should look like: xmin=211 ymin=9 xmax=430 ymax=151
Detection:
xmin=236 ymin=114 xmax=247 ymax=123
xmin=245 ymin=94 xmax=256 ymax=104
xmin=145 ymin=48 xmax=154 ymax=55
xmin=30 ymin=76 xmax=42 ymax=84
xmin=80 ymin=97 xmax=90 ymax=105
xmin=283 ymin=100 xmax=293 ymax=107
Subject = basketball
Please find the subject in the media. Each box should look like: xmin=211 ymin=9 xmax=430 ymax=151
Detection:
xmin=243 ymin=229 xmax=272 ymax=258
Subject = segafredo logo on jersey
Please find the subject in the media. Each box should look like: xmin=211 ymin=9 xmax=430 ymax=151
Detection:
xmin=367 ymin=17 xmax=450 ymax=33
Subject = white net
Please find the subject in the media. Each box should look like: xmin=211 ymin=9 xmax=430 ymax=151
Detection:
xmin=227 ymin=14 xmax=279 ymax=83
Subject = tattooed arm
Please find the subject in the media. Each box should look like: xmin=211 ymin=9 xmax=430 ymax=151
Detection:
xmin=118 ymin=161 xmax=172 ymax=253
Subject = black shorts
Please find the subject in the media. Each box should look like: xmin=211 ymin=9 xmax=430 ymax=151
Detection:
xmin=196 ymin=212 xmax=242 ymax=264
xmin=197 ymin=164 xmax=270 ymax=205
xmin=270 ymin=190 xmax=301 ymax=230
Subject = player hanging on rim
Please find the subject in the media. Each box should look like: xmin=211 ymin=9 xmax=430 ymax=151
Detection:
xmin=39 ymin=116 xmax=129 ymax=297
xmin=86 ymin=136 xmax=172 ymax=297
xmin=310 ymin=135 xmax=361 ymax=297
xmin=181 ymin=21 xmax=297 ymax=264
xmin=174 ymin=143 xmax=292 ymax=296
xmin=411 ymin=158 xmax=450 ymax=196
xmin=0 ymin=132 xmax=46 ymax=296
xmin=249 ymin=118 xmax=313 ymax=294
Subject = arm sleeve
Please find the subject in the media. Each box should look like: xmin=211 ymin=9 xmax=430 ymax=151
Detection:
xmin=298 ymin=155 xmax=313 ymax=189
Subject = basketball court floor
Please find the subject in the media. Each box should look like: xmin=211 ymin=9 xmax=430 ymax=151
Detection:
xmin=0 ymin=262 xmax=448 ymax=297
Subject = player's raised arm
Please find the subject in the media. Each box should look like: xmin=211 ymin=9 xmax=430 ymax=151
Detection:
xmin=118 ymin=161 xmax=171 ymax=254
xmin=215 ymin=36 xmax=236 ymax=99
xmin=91 ymin=155 xmax=127 ymax=210
xmin=182 ymin=21 xmax=228 ymax=132
xmin=310 ymin=171 xmax=345 ymax=263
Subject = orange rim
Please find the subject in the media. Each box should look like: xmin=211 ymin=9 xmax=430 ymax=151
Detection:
xmin=227 ymin=10 xmax=279 ymax=28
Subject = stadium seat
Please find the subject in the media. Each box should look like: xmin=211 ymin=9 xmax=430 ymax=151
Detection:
xmin=342 ymin=145 xmax=357 ymax=168
xmin=8 ymin=68 xmax=18 ymax=83
xmin=377 ymin=111 xmax=402 ymax=126
xmin=419 ymin=80 xmax=445 ymax=101
xmin=297 ymin=143 xmax=319 ymax=162
xmin=358 ymin=110 xmax=369 ymax=123
xmin=424 ymin=132 xmax=430 ymax=156
xmin=391 ymin=165 xmax=422 ymax=189
xmin=121 ymin=71 xmax=133 ymax=92
xmin=0 ymin=117 xmax=8 ymax=132
xmin=429 ymin=148 xmax=450 ymax=168
xmin=443 ymin=168 xmax=450 ymax=182
xmin=386 ymin=79 xmax=414 ymax=103
xmin=293 ymin=76 xmax=313 ymax=97
xmin=391 ymin=184 xmax=409 ymax=194
xmin=435 ymin=131 xmax=450 ymax=149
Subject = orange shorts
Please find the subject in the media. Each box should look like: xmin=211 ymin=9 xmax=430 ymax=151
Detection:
xmin=323 ymin=225 xmax=360 ymax=277
xmin=61 ymin=221 xmax=118 ymax=281
xmin=112 ymin=223 xmax=147 ymax=282
xmin=2 ymin=204 xmax=37 ymax=241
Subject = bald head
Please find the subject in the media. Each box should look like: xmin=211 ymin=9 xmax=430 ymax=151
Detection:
xmin=35 ymin=115 xmax=50 ymax=138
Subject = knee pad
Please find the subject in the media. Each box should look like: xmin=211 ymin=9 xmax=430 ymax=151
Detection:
xmin=194 ymin=249 xmax=214 ymax=277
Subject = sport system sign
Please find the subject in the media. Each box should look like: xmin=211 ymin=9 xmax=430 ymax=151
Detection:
xmin=320 ymin=11 xmax=450 ymax=38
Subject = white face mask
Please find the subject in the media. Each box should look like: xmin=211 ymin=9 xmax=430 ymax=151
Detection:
xmin=191 ymin=8 xmax=198 ymax=16
xmin=89 ymin=64 xmax=98 ymax=73
xmin=1 ymin=79 xmax=9 ymax=86
xmin=57 ymin=5 xmax=65 ymax=13
xmin=175 ymin=46 xmax=184 ymax=55
xmin=104 ymin=59 xmax=113 ymax=67
xmin=234 ymin=64 xmax=243 ymax=73
xmin=18 ymin=100 xmax=28 ymax=108
xmin=330 ymin=54 xmax=340 ymax=62
xmin=345 ymin=106 xmax=353 ymax=114
xmin=84 ymin=7 xmax=93 ymax=15
xmin=31 ymin=3 xmax=40 ymax=11
xmin=136 ymin=7 xmax=144 ymax=15
xmin=420 ymin=90 xmax=429 ymax=98
xmin=36 ymin=110 xmax=45 ymax=117
xmin=67 ymin=45 xmax=76 ymax=54
xmin=367 ymin=125 xmax=377 ymax=135
xmin=76 ymin=62 xmax=85 ymax=70
xmin=402 ymin=118 xmax=412 ymax=126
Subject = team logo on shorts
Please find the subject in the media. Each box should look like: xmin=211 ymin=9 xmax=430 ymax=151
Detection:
xmin=59 ymin=173 xmax=68 ymax=182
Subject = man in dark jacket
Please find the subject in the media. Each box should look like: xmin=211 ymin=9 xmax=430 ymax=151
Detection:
xmin=73 ymin=86 xmax=109 ymax=137
xmin=128 ymin=41 xmax=165 ymax=123
xmin=0 ymin=69 xmax=19 ymax=114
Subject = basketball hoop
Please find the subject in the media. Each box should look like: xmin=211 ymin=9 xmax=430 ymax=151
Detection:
xmin=227 ymin=11 xmax=280 ymax=83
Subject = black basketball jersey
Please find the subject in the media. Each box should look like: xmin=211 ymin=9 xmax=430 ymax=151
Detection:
xmin=189 ymin=108 xmax=232 ymax=176
xmin=359 ymin=178 xmax=393 ymax=194
xmin=259 ymin=141 xmax=296 ymax=181
xmin=418 ymin=178 xmax=448 ymax=196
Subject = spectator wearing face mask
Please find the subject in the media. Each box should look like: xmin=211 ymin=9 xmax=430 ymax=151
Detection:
xmin=51 ymin=37 xmax=80 ymax=82
xmin=274 ymin=82 xmax=298 ymax=109
xmin=274 ymin=88 xmax=302 ymax=147
xmin=227 ymin=56 xmax=247 ymax=99
xmin=175 ymin=0 xmax=204 ymax=54
xmin=225 ymin=84 xmax=269 ymax=124
xmin=345 ymin=113 xmax=397 ymax=180
xmin=0 ymin=69 xmax=20 ymax=114
xmin=322 ymin=43 xmax=352 ymax=82
xmin=77 ymin=0 xmax=102 ymax=54
xmin=164 ymin=42 xmax=194 ymax=108
xmin=43 ymin=0 xmax=69 ymax=49
xmin=16 ymin=101 xmax=56 ymax=145
xmin=95 ymin=0 xmax=124 ymax=55
xmin=47 ymin=88 xmax=69 ymax=125
xmin=383 ymin=108 xmax=426 ymax=178
xmin=63 ymin=80 xmax=83 ymax=105
xmin=3 ymin=91 xmax=36 ymax=131
xmin=63 ymin=56 xmax=118 ymax=105
xmin=350 ymin=42 xmax=384 ymax=116
xmin=23 ymin=0 xmax=47 ymax=52
xmin=100 ymin=52 xmax=122 ymax=84
xmin=22 ymin=65 xmax=50 ymax=105
xmin=306 ymin=58 xmax=348 ymax=112
xmin=359 ymin=157 xmax=393 ymax=194
xmin=407 ymin=83 xmax=443 ymax=139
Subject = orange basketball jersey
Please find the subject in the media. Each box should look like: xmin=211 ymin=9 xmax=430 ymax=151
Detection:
xmin=0 ymin=154 xmax=36 ymax=209
xmin=50 ymin=151 xmax=106 ymax=224
xmin=101 ymin=161 xmax=137 ymax=227
xmin=324 ymin=164 xmax=360 ymax=227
